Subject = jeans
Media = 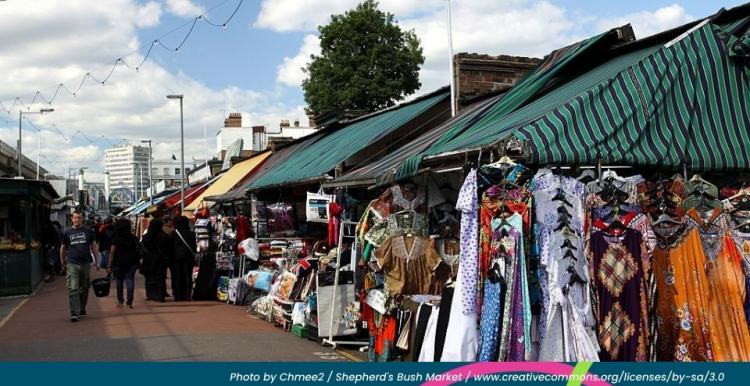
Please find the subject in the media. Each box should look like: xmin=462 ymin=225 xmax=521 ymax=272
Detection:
xmin=66 ymin=263 xmax=90 ymax=317
xmin=113 ymin=265 xmax=138 ymax=306
xmin=99 ymin=251 xmax=109 ymax=269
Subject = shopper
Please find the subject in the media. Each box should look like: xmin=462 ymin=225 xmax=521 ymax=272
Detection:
xmin=107 ymin=218 xmax=142 ymax=308
xmin=172 ymin=215 xmax=196 ymax=301
xmin=97 ymin=217 xmax=114 ymax=268
xmin=60 ymin=211 xmax=101 ymax=322
xmin=160 ymin=215 xmax=175 ymax=297
xmin=141 ymin=218 xmax=165 ymax=302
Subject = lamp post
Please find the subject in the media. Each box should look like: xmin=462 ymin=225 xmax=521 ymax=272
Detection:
xmin=18 ymin=108 xmax=54 ymax=178
xmin=140 ymin=139 xmax=153 ymax=205
xmin=131 ymin=161 xmax=143 ymax=201
xmin=167 ymin=94 xmax=184 ymax=211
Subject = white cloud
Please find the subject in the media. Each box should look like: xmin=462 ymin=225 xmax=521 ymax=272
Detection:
xmin=276 ymin=35 xmax=320 ymax=87
xmin=164 ymin=0 xmax=205 ymax=18
xmin=254 ymin=0 xmax=443 ymax=32
xmin=596 ymin=4 xmax=693 ymax=39
xmin=269 ymin=0 xmax=579 ymax=93
xmin=0 ymin=0 xmax=309 ymax=178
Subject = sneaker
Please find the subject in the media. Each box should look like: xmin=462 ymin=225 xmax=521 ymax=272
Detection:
xmin=70 ymin=315 xmax=79 ymax=322
xmin=80 ymin=310 xmax=87 ymax=318
xmin=116 ymin=302 xmax=124 ymax=308
xmin=127 ymin=304 xmax=134 ymax=309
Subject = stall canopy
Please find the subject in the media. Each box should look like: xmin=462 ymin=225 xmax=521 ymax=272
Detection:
xmin=392 ymin=26 xmax=636 ymax=180
xmin=324 ymin=94 xmax=502 ymax=188
xmin=206 ymin=130 xmax=328 ymax=203
xmin=155 ymin=176 xmax=220 ymax=212
xmin=183 ymin=151 xmax=271 ymax=215
xmin=246 ymin=88 xmax=450 ymax=191
xmin=511 ymin=15 xmax=750 ymax=170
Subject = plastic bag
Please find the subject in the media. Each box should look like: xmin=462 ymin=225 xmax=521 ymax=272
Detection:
xmin=238 ymin=238 xmax=259 ymax=261
xmin=306 ymin=191 xmax=333 ymax=223
xmin=292 ymin=302 xmax=306 ymax=326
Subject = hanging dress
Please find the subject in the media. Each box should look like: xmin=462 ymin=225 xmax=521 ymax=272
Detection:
xmin=652 ymin=222 xmax=714 ymax=361
xmin=590 ymin=227 xmax=650 ymax=361
xmin=687 ymin=208 xmax=750 ymax=361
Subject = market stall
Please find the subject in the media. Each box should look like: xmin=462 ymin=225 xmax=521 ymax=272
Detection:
xmin=0 ymin=179 xmax=59 ymax=296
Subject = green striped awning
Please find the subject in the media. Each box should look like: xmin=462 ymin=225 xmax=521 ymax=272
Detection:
xmin=246 ymin=89 xmax=449 ymax=191
xmin=395 ymin=26 xmax=632 ymax=179
xmin=514 ymin=18 xmax=750 ymax=170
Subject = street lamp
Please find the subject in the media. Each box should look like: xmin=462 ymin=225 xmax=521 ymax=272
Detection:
xmin=166 ymin=94 xmax=184 ymax=211
xmin=18 ymin=108 xmax=54 ymax=178
xmin=131 ymin=161 xmax=143 ymax=201
xmin=140 ymin=139 xmax=153 ymax=205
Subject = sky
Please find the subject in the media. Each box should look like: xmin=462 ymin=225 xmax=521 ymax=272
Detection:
xmin=0 ymin=0 xmax=745 ymax=182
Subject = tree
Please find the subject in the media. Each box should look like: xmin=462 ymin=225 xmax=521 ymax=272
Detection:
xmin=302 ymin=0 xmax=425 ymax=117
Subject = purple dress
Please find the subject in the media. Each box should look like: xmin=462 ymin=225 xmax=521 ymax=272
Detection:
xmin=590 ymin=227 xmax=649 ymax=361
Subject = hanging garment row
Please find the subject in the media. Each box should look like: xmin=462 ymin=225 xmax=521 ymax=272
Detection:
xmin=376 ymin=163 xmax=750 ymax=362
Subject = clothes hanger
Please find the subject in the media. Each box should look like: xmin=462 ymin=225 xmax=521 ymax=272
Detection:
xmin=577 ymin=169 xmax=596 ymax=183
xmin=562 ymin=266 xmax=586 ymax=295
xmin=652 ymin=212 xmax=681 ymax=226
xmin=561 ymin=238 xmax=577 ymax=250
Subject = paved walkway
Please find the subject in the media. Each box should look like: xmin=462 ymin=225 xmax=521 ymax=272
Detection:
xmin=0 ymin=273 xmax=349 ymax=361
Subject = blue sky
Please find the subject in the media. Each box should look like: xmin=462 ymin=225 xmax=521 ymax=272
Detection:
xmin=0 ymin=0 xmax=746 ymax=180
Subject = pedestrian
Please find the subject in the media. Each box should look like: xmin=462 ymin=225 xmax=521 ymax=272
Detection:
xmin=172 ymin=215 xmax=196 ymax=301
xmin=141 ymin=218 xmax=165 ymax=302
xmin=40 ymin=220 xmax=60 ymax=282
xmin=106 ymin=218 xmax=142 ymax=308
xmin=97 ymin=217 xmax=114 ymax=269
xmin=51 ymin=221 xmax=64 ymax=275
xmin=60 ymin=210 xmax=101 ymax=322
xmin=160 ymin=215 xmax=175 ymax=298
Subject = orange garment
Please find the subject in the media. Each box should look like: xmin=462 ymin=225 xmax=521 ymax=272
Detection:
xmin=688 ymin=207 xmax=750 ymax=361
xmin=653 ymin=226 xmax=714 ymax=361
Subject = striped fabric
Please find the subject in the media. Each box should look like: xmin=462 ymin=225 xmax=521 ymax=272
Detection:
xmin=394 ymin=28 xmax=627 ymax=180
xmin=514 ymin=19 xmax=750 ymax=171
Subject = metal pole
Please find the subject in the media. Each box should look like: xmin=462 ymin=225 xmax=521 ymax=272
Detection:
xmin=447 ymin=0 xmax=456 ymax=118
xmin=36 ymin=134 xmax=40 ymax=179
xmin=180 ymin=97 xmax=185 ymax=211
xmin=148 ymin=141 xmax=153 ymax=204
xmin=203 ymin=120 xmax=208 ymax=180
xmin=17 ymin=110 xmax=22 ymax=177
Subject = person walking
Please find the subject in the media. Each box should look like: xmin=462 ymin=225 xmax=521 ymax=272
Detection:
xmin=160 ymin=216 xmax=176 ymax=298
xmin=97 ymin=217 xmax=114 ymax=269
xmin=141 ymin=218 xmax=165 ymax=302
xmin=107 ymin=218 xmax=141 ymax=308
xmin=172 ymin=215 xmax=196 ymax=301
xmin=60 ymin=211 xmax=101 ymax=322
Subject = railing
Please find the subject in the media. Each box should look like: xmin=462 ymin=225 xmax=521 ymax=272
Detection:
xmin=0 ymin=139 xmax=48 ymax=176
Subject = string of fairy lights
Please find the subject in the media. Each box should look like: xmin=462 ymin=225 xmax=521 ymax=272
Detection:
xmin=0 ymin=0 xmax=246 ymax=173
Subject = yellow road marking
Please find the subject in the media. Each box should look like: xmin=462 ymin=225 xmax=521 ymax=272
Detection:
xmin=335 ymin=349 xmax=364 ymax=362
xmin=0 ymin=297 xmax=29 ymax=330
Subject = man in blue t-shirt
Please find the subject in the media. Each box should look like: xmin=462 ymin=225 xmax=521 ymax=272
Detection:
xmin=60 ymin=211 xmax=101 ymax=322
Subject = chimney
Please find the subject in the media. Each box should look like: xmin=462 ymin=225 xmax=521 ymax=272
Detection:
xmin=280 ymin=119 xmax=290 ymax=128
xmin=454 ymin=53 xmax=542 ymax=111
xmin=224 ymin=112 xmax=242 ymax=128
xmin=293 ymin=119 xmax=300 ymax=127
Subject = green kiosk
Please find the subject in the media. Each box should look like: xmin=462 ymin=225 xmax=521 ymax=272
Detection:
xmin=0 ymin=179 xmax=59 ymax=296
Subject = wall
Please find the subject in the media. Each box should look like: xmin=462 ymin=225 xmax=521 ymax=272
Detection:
xmin=454 ymin=53 xmax=541 ymax=111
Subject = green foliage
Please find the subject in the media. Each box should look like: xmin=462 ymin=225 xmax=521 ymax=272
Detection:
xmin=302 ymin=0 xmax=425 ymax=117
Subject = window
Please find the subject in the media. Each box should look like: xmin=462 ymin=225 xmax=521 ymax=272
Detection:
xmin=164 ymin=168 xmax=169 ymax=175
xmin=152 ymin=168 xmax=158 ymax=176
xmin=175 ymin=168 xmax=181 ymax=175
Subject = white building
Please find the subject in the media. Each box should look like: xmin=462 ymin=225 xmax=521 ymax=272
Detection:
xmin=215 ymin=113 xmax=316 ymax=157
xmin=104 ymin=144 xmax=151 ymax=200
xmin=150 ymin=158 xmax=201 ymax=190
